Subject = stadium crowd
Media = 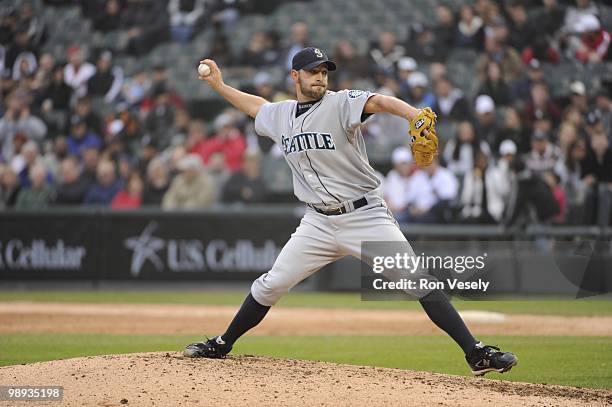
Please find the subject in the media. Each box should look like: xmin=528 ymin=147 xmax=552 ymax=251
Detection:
xmin=0 ymin=0 xmax=610 ymax=227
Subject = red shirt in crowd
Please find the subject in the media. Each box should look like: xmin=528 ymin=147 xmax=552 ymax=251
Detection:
xmin=111 ymin=191 xmax=142 ymax=209
xmin=191 ymin=131 xmax=247 ymax=172
xmin=577 ymin=29 xmax=611 ymax=62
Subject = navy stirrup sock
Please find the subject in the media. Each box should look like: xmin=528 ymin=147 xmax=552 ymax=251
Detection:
xmin=221 ymin=293 xmax=271 ymax=347
xmin=419 ymin=290 xmax=478 ymax=354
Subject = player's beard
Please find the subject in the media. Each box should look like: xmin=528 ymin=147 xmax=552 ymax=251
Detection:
xmin=299 ymin=76 xmax=326 ymax=100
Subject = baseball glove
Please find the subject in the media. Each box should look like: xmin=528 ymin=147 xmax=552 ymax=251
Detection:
xmin=409 ymin=107 xmax=439 ymax=167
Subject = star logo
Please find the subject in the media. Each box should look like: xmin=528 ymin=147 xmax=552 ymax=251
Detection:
xmin=124 ymin=222 xmax=165 ymax=277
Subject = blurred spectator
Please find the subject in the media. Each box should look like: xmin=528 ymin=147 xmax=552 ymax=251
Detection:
xmin=94 ymin=0 xmax=123 ymax=32
xmin=0 ymin=92 xmax=46 ymax=160
xmin=209 ymin=0 xmax=242 ymax=32
xmin=18 ymin=2 xmax=47 ymax=49
xmin=396 ymin=56 xmax=417 ymax=99
xmin=208 ymin=30 xmax=234 ymax=67
xmin=525 ymin=82 xmax=561 ymax=126
xmin=221 ymin=151 xmax=267 ymax=204
xmin=443 ymin=121 xmax=491 ymax=178
xmin=505 ymin=159 xmax=561 ymax=225
xmin=168 ymin=0 xmax=205 ymax=42
xmin=111 ymin=171 xmax=143 ymax=209
xmin=533 ymin=0 xmax=565 ymax=39
xmin=13 ymin=140 xmax=47 ymax=188
xmin=369 ymin=31 xmax=405 ymax=77
xmin=207 ymin=152 xmax=230 ymax=200
xmin=185 ymin=119 xmax=207 ymax=153
xmin=455 ymin=4 xmax=484 ymax=50
xmin=504 ymin=1 xmax=533 ymax=53
xmin=569 ymin=80 xmax=589 ymax=113
xmin=511 ymin=59 xmax=546 ymax=104
xmin=490 ymin=139 xmax=516 ymax=196
xmin=67 ymin=115 xmax=102 ymax=158
xmin=43 ymin=136 xmax=68 ymax=178
xmin=284 ymin=22 xmax=309 ymax=71
xmin=524 ymin=130 xmax=565 ymax=177
xmin=561 ymin=105 xmax=585 ymax=133
xmin=582 ymin=131 xmax=612 ymax=188
xmin=477 ymin=59 xmax=511 ymax=106
xmin=0 ymin=164 xmax=21 ymax=209
xmin=144 ymin=85 xmax=176 ymax=148
xmin=401 ymin=158 xmax=458 ymax=223
xmin=195 ymin=112 xmax=246 ymax=172
xmin=432 ymin=4 xmax=456 ymax=63
xmin=167 ymin=144 xmax=187 ymax=177
xmin=332 ymin=40 xmax=371 ymax=80
xmin=162 ymin=153 xmax=215 ymax=209
xmin=31 ymin=52 xmax=54 ymax=91
xmin=15 ymin=163 xmax=54 ymax=209
xmin=431 ymin=76 xmax=471 ymax=122
xmin=563 ymin=0 xmax=600 ymax=35
xmin=87 ymin=50 xmax=124 ymax=104
xmin=557 ymin=122 xmax=579 ymax=157
xmin=72 ymin=96 xmax=104 ymax=137
xmin=522 ymin=0 xmax=562 ymax=65
xmin=83 ymin=160 xmax=122 ymax=205
xmin=38 ymin=63 xmax=72 ymax=113
xmin=404 ymin=23 xmax=439 ymax=63
xmin=239 ymin=31 xmax=281 ymax=68
xmin=121 ymin=68 xmax=151 ymax=107
xmin=123 ymin=0 xmax=169 ymax=56
xmin=476 ymin=32 xmax=523 ymax=84
xmin=593 ymin=92 xmax=612 ymax=144
xmin=5 ymin=26 xmax=36 ymax=72
xmin=495 ymin=106 xmax=530 ymax=153
xmin=63 ymin=46 xmax=95 ymax=97
xmin=80 ymin=146 xmax=100 ymax=186
xmin=169 ymin=108 xmax=191 ymax=144
xmin=564 ymin=138 xmax=588 ymax=223
xmin=474 ymin=95 xmax=500 ymax=147
xmin=148 ymin=64 xmax=185 ymax=109
xmin=11 ymin=50 xmax=37 ymax=81
xmin=251 ymin=72 xmax=281 ymax=110
xmin=581 ymin=130 xmax=612 ymax=225
xmin=574 ymin=15 xmax=611 ymax=63
xmin=54 ymin=156 xmax=89 ymax=205
xmin=404 ymin=72 xmax=435 ymax=109
xmin=460 ymin=151 xmax=500 ymax=223
xmin=142 ymin=157 xmax=169 ymax=205
xmin=542 ymin=171 xmax=566 ymax=224
xmin=384 ymin=147 xmax=415 ymax=215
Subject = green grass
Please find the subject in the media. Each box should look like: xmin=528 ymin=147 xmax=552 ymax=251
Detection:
xmin=1 ymin=290 xmax=612 ymax=316
xmin=0 ymin=333 xmax=610 ymax=389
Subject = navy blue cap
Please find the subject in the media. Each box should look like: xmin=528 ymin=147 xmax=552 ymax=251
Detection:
xmin=291 ymin=47 xmax=337 ymax=71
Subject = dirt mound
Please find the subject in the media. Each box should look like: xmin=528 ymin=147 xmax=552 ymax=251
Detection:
xmin=2 ymin=302 xmax=612 ymax=336
xmin=1 ymin=352 xmax=610 ymax=407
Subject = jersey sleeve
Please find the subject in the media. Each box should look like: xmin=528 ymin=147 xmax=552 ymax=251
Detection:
xmin=254 ymin=102 xmax=283 ymax=142
xmin=339 ymin=89 xmax=376 ymax=133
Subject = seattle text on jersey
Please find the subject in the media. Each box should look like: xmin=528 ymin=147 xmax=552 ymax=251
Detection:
xmin=281 ymin=133 xmax=336 ymax=155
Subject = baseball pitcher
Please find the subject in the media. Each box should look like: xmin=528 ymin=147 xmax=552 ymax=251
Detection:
xmin=184 ymin=47 xmax=517 ymax=376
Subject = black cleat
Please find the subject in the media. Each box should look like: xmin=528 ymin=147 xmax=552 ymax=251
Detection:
xmin=183 ymin=336 xmax=232 ymax=358
xmin=466 ymin=342 xmax=518 ymax=376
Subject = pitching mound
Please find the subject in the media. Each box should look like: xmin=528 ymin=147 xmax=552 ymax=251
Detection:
xmin=1 ymin=353 xmax=610 ymax=407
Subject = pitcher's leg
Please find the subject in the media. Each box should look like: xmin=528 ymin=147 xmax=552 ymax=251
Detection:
xmin=251 ymin=216 xmax=341 ymax=306
xmin=185 ymin=212 xmax=340 ymax=358
xmin=338 ymin=206 xmax=476 ymax=353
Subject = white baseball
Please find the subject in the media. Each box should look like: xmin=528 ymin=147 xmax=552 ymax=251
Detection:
xmin=198 ymin=63 xmax=211 ymax=77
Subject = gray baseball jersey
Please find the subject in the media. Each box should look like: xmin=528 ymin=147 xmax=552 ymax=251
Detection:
xmin=251 ymin=89 xmax=434 ymax=306
xmin=255 ymin=89 xmax=380 ymax=205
